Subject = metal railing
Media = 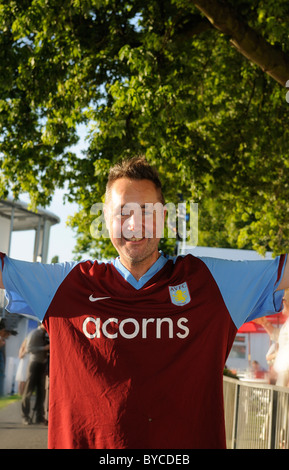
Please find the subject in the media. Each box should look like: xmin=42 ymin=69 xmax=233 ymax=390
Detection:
xmin=223 ymin=376 xmax=289 ymax=449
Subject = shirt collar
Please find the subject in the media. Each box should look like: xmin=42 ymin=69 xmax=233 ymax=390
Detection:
xmin=112 ymin=252 xmax=168 ymax=289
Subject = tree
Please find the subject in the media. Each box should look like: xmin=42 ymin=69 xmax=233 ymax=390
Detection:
xmin=193 ymin=0 xmax=289 ymax=86
xmin=1 ymin=0 xmax=289 ymax=259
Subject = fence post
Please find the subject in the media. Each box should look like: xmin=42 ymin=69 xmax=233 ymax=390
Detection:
xmin=232 ymin=382 xmax=240 ymax=449
xmin=270 ymin=389 xmax=278 ymax=449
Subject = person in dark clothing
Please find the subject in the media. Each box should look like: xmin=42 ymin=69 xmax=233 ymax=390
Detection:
xmin=22 ymin=324 xmax=49 ymax=425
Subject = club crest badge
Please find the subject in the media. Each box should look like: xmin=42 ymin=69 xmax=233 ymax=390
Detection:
xmin=169 ymin=282 xmax=191 ymax=306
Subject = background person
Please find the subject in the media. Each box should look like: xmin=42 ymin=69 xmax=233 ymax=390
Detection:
xmin=22 ymin=324 xmax=49 ymax=425
xmin=15 ymin=337 xmax=29 ymax=395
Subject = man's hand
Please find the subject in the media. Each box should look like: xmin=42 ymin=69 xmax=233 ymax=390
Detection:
xmin=277 ymin=256 xmax=289 ymax=291
xmin=253 ymin=317 xmax=266 ymax=325
xmin=253 ymin=316 xmax=274 ymax=335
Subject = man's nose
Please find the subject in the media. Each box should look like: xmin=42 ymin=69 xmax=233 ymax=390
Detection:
xmin=127 ymin=213 xmax=141 ymax=231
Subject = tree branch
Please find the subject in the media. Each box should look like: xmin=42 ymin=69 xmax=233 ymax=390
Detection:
xmin=192 ymin=0 xmax=289 ymax=86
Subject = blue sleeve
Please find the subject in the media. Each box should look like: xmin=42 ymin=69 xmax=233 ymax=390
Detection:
xmin=0 ymin=255 xmax=79 ymax=322
xmin=198 ymin=255 xmax=286 ymax=329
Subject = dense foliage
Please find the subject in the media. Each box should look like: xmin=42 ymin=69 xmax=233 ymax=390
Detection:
xmin=1 ymin=0 xmax=289 ymax=258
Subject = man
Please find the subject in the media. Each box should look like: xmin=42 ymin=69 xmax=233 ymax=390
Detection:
xmin=21 ymin=324 xmax=49 ymax=425
xmin=0 ymin=156 xmax=288 ymax=449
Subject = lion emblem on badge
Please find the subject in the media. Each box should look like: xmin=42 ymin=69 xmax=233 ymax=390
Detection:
xmin=169 ymin=282 xmax=191 ymax=306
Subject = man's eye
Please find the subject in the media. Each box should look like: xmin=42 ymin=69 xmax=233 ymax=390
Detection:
xmin=121 ymin=211 xmax=132 ymax=217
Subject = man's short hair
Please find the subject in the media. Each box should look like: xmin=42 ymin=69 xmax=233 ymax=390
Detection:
xmin=105 ymin=156 xmax=165 ymax=204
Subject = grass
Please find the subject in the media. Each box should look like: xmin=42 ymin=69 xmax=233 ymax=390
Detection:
xmin=0 ymin=394 xmax=21 ymax=410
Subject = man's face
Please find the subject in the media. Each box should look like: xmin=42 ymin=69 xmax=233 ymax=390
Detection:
xmin=105 ymin=178 xmax=165 ymax=271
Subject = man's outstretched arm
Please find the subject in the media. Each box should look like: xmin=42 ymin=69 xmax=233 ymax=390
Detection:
xmin=0 ymin=255 xmax=80 ymax=321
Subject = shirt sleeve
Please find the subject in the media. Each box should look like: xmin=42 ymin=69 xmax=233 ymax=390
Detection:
xmin=198 ymin=254 xmax=287 ymax=329
xmin=0 ymin=253 xmax=79 ymax=322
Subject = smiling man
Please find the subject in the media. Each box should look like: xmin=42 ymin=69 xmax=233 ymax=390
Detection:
xmin=0 ymin=155 xmax=289 ymax=449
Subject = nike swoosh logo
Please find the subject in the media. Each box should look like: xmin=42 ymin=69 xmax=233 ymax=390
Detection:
xmin=89 ymin=295 xmax=111 ymax=302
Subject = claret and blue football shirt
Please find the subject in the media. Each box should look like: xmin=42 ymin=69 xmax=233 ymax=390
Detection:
xmin=0 ymin=251 xmax=286 ymax=449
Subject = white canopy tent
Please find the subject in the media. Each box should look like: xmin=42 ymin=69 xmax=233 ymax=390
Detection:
xmin=0 ymin=197 xmax=60 ymax=263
